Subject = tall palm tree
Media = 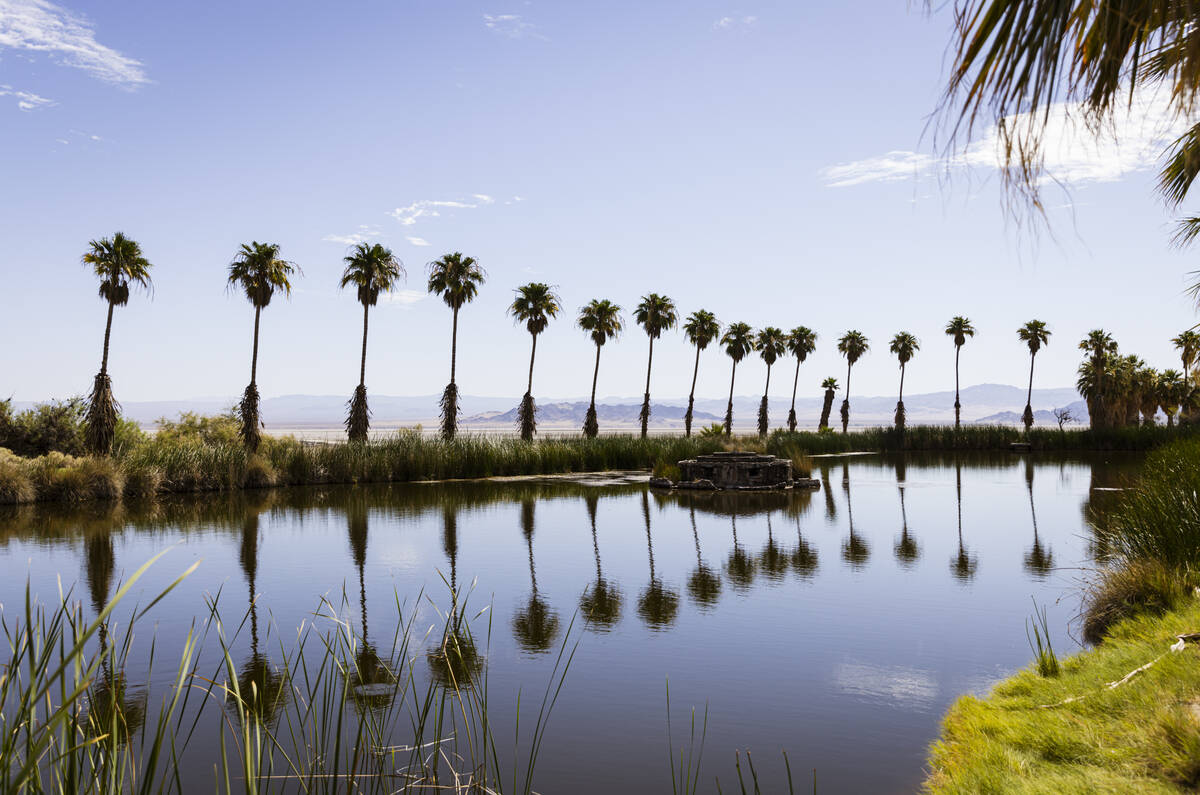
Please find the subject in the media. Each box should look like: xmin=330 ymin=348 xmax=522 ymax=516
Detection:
xmin=944 ymin=316 xmax=976 ymax=429
xmin=1016 ymin=320 xmax=1051 ymax=432
xmin=340 ymin=243 xmax=404 ymax=442
xmin=836 ymin=331 xmax=869 ymax=433
xmin=227 ymin=242 xmax=298 ymax=452
xmin=1078 ymin=329 xmax=1117 ymax=429
xmin=509 ymin=283 xmax=561 ymax=441
xmin=1160 ymin=369 xmax=1185 ymax=427
xmin=682 ymin=310 xmax=720 ymax=436
xmin=889 ymin=332 xmax=920 ymax=431
xmin=577 ymin=299 xmax=624 ymax=438
xmin=1137 ymin=367 xmax=1161 ymax=426
xmin=82 ymin=232 xmax=153 ymax=456
xmin=1172 ymin=329 xmax=1200 ymax=421
xmin=818 ymin=377 xmax=839 ymax=431
xmin=720 ymin=322 xmax=755 ymax=436
xmin=634 ymin=294 xmax=678 ymax=438
xmin=755 ymin=327 xmax=787 ymax=437
xmin=427 ymin=253 xmax=486 ymax=440
xmin=785 ymin=327 xmax=817 ymax=432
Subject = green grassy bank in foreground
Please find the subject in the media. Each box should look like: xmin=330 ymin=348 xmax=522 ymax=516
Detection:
xmin=926 ymin=598 xmax=1200 ymax=794
xmin=1 ymin=421 xmax=1195 ymax=505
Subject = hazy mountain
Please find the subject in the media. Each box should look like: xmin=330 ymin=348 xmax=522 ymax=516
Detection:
xmin=466 ymin=401 xmax=722 ymax=427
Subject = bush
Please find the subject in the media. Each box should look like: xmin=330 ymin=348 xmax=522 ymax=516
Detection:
xmin=1082 ymin=559 xmax=1196 ymax=644
xmin=0 ymin=449 xmax=34 ymax=504
xmin=0 ymin=398 xmax=86 ymax=457
xmin=153 ymin=410 xmax=240 ymax=446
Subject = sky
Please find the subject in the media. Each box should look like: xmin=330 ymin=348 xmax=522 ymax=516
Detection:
xmin=1 ymin=0 xmax=1198 ymax=404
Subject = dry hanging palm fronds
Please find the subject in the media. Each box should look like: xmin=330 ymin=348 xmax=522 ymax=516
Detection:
xmin=757 ymin=396 xmax=769 ymax=437
xmin=84 ymin=372 xmax=119 ymax=456
xmin=639 ymin=393 xmax=651 ymax=437
xmin=840 ymin=399 xmax=850 ymax=433
xmin=440 ymin=382 xmax=459 ymax=440
xmin=239 ymin=383 xmax=262 ymax=452
xmin=517 ymin=392 xmax=536 ymax=441
xmin=787 ymin=408 xmax=797 ymax=433
xmin=723 ymin=404 xmax=733 ymax=437
xmin=583 ymin=404 xmax=598 ymax=438
xmin=683 ymin=398 xmax=695 ymax=437
xmin=895 ymin=400 xmax=906 ymax=431
xmin=1022 ymin=404 xmax=1035 ymax=431
xmin=346 ymin=384 xmax=370 ymax=442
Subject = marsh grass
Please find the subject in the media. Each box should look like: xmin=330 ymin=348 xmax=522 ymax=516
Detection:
xmin=0 ymin=554 xmax=577 ymax=794
xmin=1026 ymin=600 xmax=1060 ymax=677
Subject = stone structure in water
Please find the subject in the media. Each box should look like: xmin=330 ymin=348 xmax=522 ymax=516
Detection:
xmin=650 ymin=451 xmax=820 ymax=491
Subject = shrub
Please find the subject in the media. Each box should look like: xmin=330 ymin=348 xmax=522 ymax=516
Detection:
xmin=153 ymin=410 xmax=240 ymax=446
xmin=651 ymin=457 xmax=681 ymax=481
xmin=242 ymin=454 xmax=277 ymax=489
xmin=0 ymin=398 xmax=86 ymax=457
xmin=0 ymin=449 xmax=34 ymax=504
xmin=1082 ymin=559 xmax=1196 ymax=644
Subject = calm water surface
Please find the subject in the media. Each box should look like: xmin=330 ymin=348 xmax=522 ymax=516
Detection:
xmin=0 ymin=452 xmax=1141 ymax=793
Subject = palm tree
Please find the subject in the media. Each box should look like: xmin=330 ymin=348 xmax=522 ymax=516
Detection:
xmin=785 ymin=327 xmax=817 ymax=432
xmin=637 ymin=491 xmax=679 ymax=629
xmin=1160 ymin=369 xmax=1185 ymax=427
xmin=950 ymin=461 xmax=977 ymax=582
xmin=82 ymin=232 xmax=153 ymax=456
xmin=577 ymin=299 xmax=624 ymax=438
xmin=841 ymin=462 xmax=869 ymax=568
xmin=1137 ymin=367 xmax=1161 ymax=426
xmin=754 ymin=327 xmax=787 ymax=437
xmin=509 ymin=283 xmax=562 ymax=441
xmin=634 ymin=294 xmax=678 ymax=438
xmin=345 ymin=496 xmax=396 ymax=710
xmin=944 ymin=317 xmax=976 ymax=429
xmin=889 ymin=332 xmax=919 ymax=431
xmin=682 ymin=310 xmax=721 ymax=436
xmin=894 ymin=458 xmax=919 ymax=567
xmin=720 ymin=322 xmax=755 ymax=436
xmin=725 ymin=512 xmax=757 ymax=591
xmin=1172 ymin=329 xmax=1200 ymax=421
xmin=427 ymin=253 xmax=486 ymax=440
xmin=580 ymin=494 xmax=623 ymax=630
xmin=818 ymin=377 xmax=839 ymax=430
xmin=1023 ymin=459 xmax=1053 ymax=578
xmin=227 ymin=242 xmax=298 ymax=452
xmin=233 ymin=510 xmax=288 ymax=723
xmin=686 ymin=506 xmax=722 ymax=607
xmin=836 ymin=331 xmax=869 ymax=433
xmin=340 ymin=243 xmax=404 ymax=442
xmin=1078 ymin=329 xmax=1117 ymax=429
xmin=513 ymin=499 xmax=561 ymax=653
xmin=1016 ymin=320 xmax=1051 ymax=432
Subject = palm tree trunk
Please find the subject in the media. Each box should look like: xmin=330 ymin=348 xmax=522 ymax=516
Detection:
xmin=1026 ymin=352 xmax=1035 ymax=408
xmin=250 ymin=305 xmax=262 ymax=386
xmin=789 ymin=357 xmax=800 ymax=431
xmin=842 ymin=360 xmax=852 ymax=433
xmin=527 ymin=333 xmax=538 ymax=394
xmin=589 ymin=344 xmax=601 ymax=410
xmin=640 ymin=338 xmax=654 ymax=438
xmin=99 ymin=300 xmax=115 ymax=376
xmin=899 ymin=363 xmax=906 ymax=402
xmin=450 ymin=307 xmax=459 ymax=385
xmin=954 ymin=346 xmax=962 ymax=429
xmin=685 ymin=346 xmax=701 ymax=437
xmin=724 ymin=361 xmax=738 ymax=436
xmin=359 ymin=303 xmax=370 ymax=388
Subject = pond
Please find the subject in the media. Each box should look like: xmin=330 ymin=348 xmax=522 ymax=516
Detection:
xmin=0 ymin=452 xmax=1141 ymax=793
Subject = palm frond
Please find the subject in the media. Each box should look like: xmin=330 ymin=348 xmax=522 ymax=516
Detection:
xmin=84 ymin=373 xmax=119 ymax=456
xmin=238 ymin=383 xmax=262 ymax=452
xmin=346 ymin=385 xmax=370 ymax=442
xmin=439 ymin=382 xmax=460 ymax=440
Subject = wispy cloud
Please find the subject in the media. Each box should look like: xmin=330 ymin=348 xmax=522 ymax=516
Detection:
xmin=0 ymin=0 xmax=148 ymax=86
xmin=820 ymin=90 xmax=1189 ymax=189
xmin=405 ymin=236 xmax=430 ymax=247
xmin=323 ymin=224 xmax=382 ymax=246
xmin=713 ymin=15 xmax=757 ymax=30
xmin=390 ymin=194 xmax=496 ymax=226
xmin=0 ymin=83 xmax=53 ymax=110
xmin=483 ymin=13 xmax=546 ymax=40
xmin=382 ymin=289 xmax=426 ymax=307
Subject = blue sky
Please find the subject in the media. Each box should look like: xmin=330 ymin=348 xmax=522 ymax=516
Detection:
xmin=1 ymin=0 xmax=1196 ymax=404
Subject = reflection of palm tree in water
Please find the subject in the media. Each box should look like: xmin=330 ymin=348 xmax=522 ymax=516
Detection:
xmin=759 ymin=512 xmax=789 ymax=581
xmin=83 ymin=533 xmax=146 ymax=742
xmin=841 ymin=462 xmax=869 ymax=568
xmin=686 ymin=506 xmax=721 ymax=607
xmin=429 ymin=504 xmax=483 ymax=688
xmin=1022 ymin=458 xmax=1054 ymax=578
xmin=231 ymin=512 xmax=288 ymax=723
xmin=346 ymin=499 xmax=394 ymax=709
xmin=950 ymin=460 xmax=978 ymax=582
xmin=513 ymin=499 xmax=561 ymax=652
xmin=579 ymin=492 xmax=623 ymax=631
xmin=894 ymin=458 xmax=919 ymax=567
xmin=638 ymin=490 xmax=679 ymax=629
xmin=791 ymin=512 xmax=819 ymax=578
xmin=821 ymin=464 xmax=837 ymax=521
xmin=725 ymin=511 xmax=757 ymax=591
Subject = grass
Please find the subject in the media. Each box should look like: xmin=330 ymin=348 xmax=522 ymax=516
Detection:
xmin=926 ymin=597 xmax=1200 ymax=793
xmin=0 ymin=554 xmax=576 ymax=794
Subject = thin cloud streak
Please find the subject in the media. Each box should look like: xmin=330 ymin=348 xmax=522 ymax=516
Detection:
xmin=0 ymin=83 xmax=53 ymax=110
xmin=390 ymin=194 xmax=496 ymax=226
xmin=0 ymin=0 xmax=148 ymax=86
xmin=483 ymin=13 xmax=546 ymax=40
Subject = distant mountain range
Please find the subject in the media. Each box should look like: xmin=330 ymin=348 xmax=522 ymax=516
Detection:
xmin=10 ymin=383 xmax=1088 ymax=431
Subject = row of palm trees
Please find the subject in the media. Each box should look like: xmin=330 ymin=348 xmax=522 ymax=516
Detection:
xmin=76 ymin=233 xmax=1194 ymax=454
xmin=1075 ymin=329 xmax=1200 ymax=429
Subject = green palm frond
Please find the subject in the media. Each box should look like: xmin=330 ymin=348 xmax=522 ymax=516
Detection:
xmin=1017 ymin=319 xmax=1051 ymax=355
xmin=83 ymin=232 xmax=153 ymax=306
xmin=682 ymin=309 xmax=720 ymax=350
xmin=634 ymin=293 xmax=678 ymax=339
xmin=787 ymin=326 xmax=818 ymax=361
xmin=945 ymin=316 xmax=976 ymax=347
xmin=821 ymin=377 xmax=840 ymax=391
xmin=837 ymin=330 xmax=869 ymax=365
xmin=509 ymin=283 xmax=561 ymax=335
xmin=577 ymin=299 xmax=624 ymax=346
xmin=720 ymin=322 xmax=755 ymax=362
xmin=755 ymin=327 xmax=787 ymax=366
xmin=426 ymin=252 xmax=485 ymax=309
xmin=340 ymin=244 xmax=404 ymax=307
xmin=228 ymin=241 xmax=299 ymax=309
xmin=889 ymin=332 xmax=920 ymax=365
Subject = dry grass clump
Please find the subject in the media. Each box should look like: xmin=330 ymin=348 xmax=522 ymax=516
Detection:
xmin=1083 ymin=560 xmax=1197 ymax=646
xmin=242 ymin=454 xmax=277 ymax=489
xmin=26 ymin=452 xmax=124 ymax=503
xmin=0 ymin=449 xmax=34 ymax=504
